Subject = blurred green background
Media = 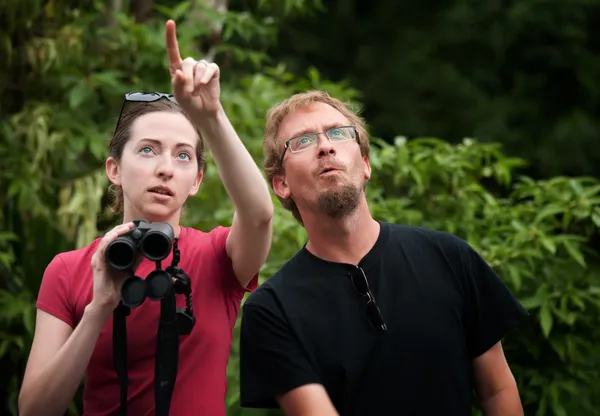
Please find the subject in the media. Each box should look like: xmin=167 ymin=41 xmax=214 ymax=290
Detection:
xmin=1 ymin=0 xmax=600 ymax=415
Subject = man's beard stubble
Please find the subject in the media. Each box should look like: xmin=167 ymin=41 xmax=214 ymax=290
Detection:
xmin=317 ymin=182 xmax=362 ymax=219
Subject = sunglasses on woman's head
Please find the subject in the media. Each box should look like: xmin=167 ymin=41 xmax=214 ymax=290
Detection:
xmin=113 ymin=91 xmax=178 ymax=135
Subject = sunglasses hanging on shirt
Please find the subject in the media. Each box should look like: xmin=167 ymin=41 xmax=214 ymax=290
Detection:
xmin=349 ymin=266 xmax=387 ymax=332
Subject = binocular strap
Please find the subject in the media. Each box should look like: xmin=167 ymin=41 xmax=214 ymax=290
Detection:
xmin=113 ymin=293 xmax=180 ymax=416
xmin=154 ymin=290 xmax=180 ymax=416
xmin=113 ymin=303 xmax=128 ymax=416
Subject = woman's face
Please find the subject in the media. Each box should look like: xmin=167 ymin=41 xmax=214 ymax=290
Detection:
xmin=106 ymin=111 xmax=203 ymax=225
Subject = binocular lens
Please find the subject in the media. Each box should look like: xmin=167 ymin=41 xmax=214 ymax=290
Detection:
xmin=146 ymin=270 xmax=173 ymax=301
xmin=106 ymin=240 xmax=136 ymax=270
xmin=141 ymin=232 xmax=172 ymax=261
xmin=121 ymin=277 xmax=147 ymax=308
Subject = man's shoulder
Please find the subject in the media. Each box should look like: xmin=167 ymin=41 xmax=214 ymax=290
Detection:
xmin=385 ymin=221 xmax=458 ymax=239
xmin=244 ymin=250 xmax=308 ymax=308
xmin=384 ymin=222 xmax=471 ymax=251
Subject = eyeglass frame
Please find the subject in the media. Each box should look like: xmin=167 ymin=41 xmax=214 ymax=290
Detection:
xmin=113 ymin=91 xmax=178 ymax=136
xmin=350 ymin=266 xmax=388 ymax=332
xmin=278 ymin=125 xmax=358 ymax=167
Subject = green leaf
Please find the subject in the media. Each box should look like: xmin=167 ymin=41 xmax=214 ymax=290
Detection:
xmin=172 ymin=1 xmax=192 ymax=20
xmin=592 ymin=212 xmax=600 ymax=228
xmin=505 ymin=263 xmax=523 ymax=292
xmin=569 ymin=179 xmax=584 ymax=197
xmin=534 ymin=204 xmax=564 ymax=224
xmin=582 ymin=184 xmax=600 ymax=198
xmin=68 ymin=82 xmax=92 ymax=109
xmin=540 ymin=303 xmax=553 ymax=338
xmin=539 ymin=237 xmax=556 ymax=254
xmin=520 ymin=290 xmax=546 ymax=310
xmin=563 ymin=241 xmax=586 ymax=268
xmin=549 ymin=338 xmax=566 ymax=360
xmin=570 ymin=294 xmax=586 ymax=311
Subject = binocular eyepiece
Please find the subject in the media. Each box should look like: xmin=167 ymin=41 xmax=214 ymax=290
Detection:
xmin=105 ymin=219 xmax=174 ymax=270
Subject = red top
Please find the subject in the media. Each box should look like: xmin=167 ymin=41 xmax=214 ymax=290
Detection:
xmin=36 ymin=226 xmax=257 ymax=416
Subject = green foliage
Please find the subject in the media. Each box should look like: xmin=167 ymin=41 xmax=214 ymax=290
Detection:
xmin=267 ymin=0 xmax=600 ymax=179
xmin=1 ymin=1 xmax=599 ymax=416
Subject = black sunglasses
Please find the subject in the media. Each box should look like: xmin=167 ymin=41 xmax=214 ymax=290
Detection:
xmin=113 ymin=91 xmax=178 ymax=134
xmin=350 ymin=267 xmax=387 ymax=332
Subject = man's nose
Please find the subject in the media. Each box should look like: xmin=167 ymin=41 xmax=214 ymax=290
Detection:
xmin=316 ymin=132 xmax=336 ymax=158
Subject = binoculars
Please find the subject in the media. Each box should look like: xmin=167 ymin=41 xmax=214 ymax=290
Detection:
xmin=106 ymin=219 xmax=174 ymax=270
xmin=105 ymin=219 xmax=175 ymax=308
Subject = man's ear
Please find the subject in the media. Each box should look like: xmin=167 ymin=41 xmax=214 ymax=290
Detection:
xmin=363 ymin=155 xmax=371 ymax=181
xmin=272 ymin=174 xmax=291 ymax=199
xmin=189 ymin=170 xmax=204 ymax=197
xmin=106 ymin=157 xmax=121 ymax=186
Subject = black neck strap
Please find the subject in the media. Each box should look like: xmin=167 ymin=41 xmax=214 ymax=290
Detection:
xmin=113 ymin=303 xmax=129 ymax=416
xmin=113 ymin=296 xmax=180 ymax=416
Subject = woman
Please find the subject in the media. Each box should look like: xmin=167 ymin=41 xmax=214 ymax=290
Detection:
xmin=18 ymin=20 xmax=273 ymax=416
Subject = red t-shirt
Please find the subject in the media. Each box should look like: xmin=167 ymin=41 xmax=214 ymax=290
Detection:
xmin=36 ymin=226 xmax=258 ymax=416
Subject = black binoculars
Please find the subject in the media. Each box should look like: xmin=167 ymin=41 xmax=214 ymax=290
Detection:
xmin=105 ymin=219 xmax=176 ymax=308
xmin=105 ymin=219 xmax=174 ymax=270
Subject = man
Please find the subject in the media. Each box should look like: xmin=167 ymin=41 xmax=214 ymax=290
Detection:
xmin=239 ymin=90 xmax=528 ymax=415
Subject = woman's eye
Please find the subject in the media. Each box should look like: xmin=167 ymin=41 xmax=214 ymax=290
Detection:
xmin=178 ymin=153 xmax=191 ymax=160
xmin=140 ymin=146 xmax=153 ymax=154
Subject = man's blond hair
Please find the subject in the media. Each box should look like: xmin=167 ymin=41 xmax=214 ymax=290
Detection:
xmin=263 ymin=90 xmax=370 ymax=225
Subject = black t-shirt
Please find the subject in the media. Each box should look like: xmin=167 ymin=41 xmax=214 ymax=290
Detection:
xmin=239 ymin=222 xmax=528 ymax=415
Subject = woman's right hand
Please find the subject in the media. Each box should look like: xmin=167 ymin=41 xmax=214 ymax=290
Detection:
xmin=89 ymin=222 xmax=136 ymax=315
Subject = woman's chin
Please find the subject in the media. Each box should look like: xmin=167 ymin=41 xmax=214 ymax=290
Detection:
xmin=136 ymin=206 xmax=180 ymax=223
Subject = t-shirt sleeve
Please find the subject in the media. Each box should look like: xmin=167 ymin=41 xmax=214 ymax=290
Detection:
xmin=36 ymin=254 xmax=75 ymax=328
xmin=239 ymin=298 xmax=322 ymax=409
xmin=211 ymin=225 xmax=259 ymax=298
xmin=460 ymin=240 xmax=529 ymax=358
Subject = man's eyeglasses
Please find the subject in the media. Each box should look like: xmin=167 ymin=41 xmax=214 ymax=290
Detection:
xmin=350 ymin=267 xmax=387 ymax=332
xmin=113 ymin=91 xmax=178 ymax=135
xmin=279 ymin=125 xmax=357 ymax=167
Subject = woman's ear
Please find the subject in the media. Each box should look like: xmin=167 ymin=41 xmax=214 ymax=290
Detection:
xmin=189 ymin=170 xmax=204 ymax=196
xmin=106 ymin=156 xmax=121 ymax=186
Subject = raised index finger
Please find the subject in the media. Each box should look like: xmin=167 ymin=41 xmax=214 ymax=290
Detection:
xmin=165 ymin=19 xmax=182 ymax=70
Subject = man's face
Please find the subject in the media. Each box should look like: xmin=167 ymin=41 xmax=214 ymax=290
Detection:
xmin=106 ymin=111 xmax=203 ymax=223
xmin=273 ymin=101 xmax=371 ymax=219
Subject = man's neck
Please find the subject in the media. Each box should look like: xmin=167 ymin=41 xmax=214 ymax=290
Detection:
xmin=303 ymin=199 xmax=380 ymax=265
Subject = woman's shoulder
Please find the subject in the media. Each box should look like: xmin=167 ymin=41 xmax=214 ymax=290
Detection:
xmin=178 ymin=225 xmax=233 ymax=269
xmin=179 ymin=225 xmax=231 ymax=246
xmin=53 ymin=238 xmax=102 ymax=270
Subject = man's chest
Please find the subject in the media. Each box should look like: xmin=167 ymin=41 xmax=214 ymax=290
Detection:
xmin=281 ymin=262 xmax=469 ymax=397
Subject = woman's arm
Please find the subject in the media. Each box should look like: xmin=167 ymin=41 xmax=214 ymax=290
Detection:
xmin=20 ymin=222 xmax=137 ymax=416
xmin=18 ymin=304 xmax=112 ymax=416
xmin=164 ymin=20 xmax=273 ymax=287
xmin=193 ymin=108 xmax=273 ymax=286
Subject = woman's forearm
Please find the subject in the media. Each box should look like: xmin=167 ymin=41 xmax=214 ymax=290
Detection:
xmin=192 ymin=105 xmax=273 ymax=225
xmin=19 ymin=303 xmax=111 ymax=416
